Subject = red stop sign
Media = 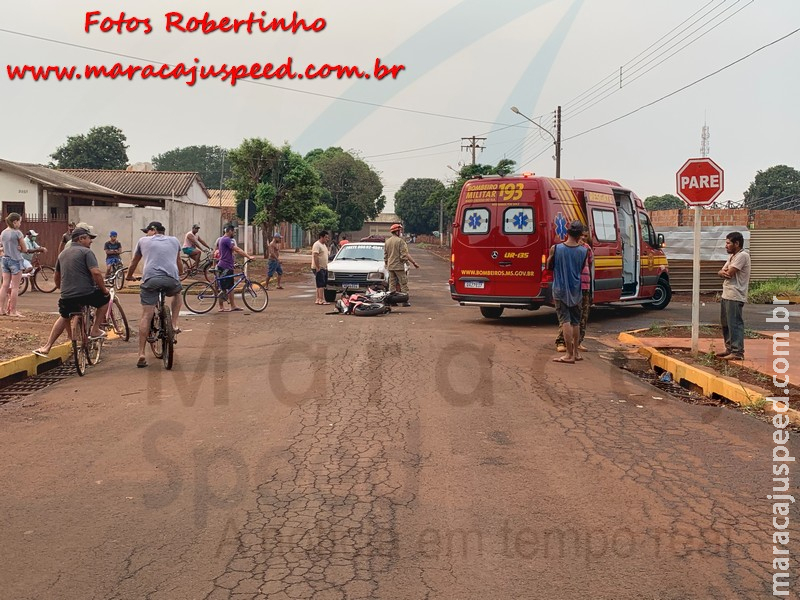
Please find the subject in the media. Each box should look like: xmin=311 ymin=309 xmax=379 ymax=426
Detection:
xmin=676 ymin=158 xmax=724 ymax=206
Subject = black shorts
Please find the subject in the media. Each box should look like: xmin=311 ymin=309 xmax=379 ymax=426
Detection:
xmin=58 ymin=289 xmax=110 ymax=319
xmin=314 ymin=268 xmax=328 ymax=289
xmin=218 ymin=268 xmax=236 ymax=292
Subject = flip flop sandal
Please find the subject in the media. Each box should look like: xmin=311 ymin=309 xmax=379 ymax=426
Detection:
xmin=230 ymin=307 xmax=244 ymax=311
xmin=136 ymin=357 xmax=148 ymax=368
xmin=32 ymin=350 xmax=49 ymax=357
xmin=552 ymin=356 xmax=575 ymax=364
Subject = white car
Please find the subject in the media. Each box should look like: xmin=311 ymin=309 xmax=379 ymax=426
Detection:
xmin=325 ymin=242 xmax=407 ymax=302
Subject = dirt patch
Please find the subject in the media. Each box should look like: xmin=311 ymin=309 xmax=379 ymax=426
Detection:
xmin=661 ymin=348 xmax=799 ymax=410
xmin=0 ymin=311 xmax=56 ymax=362
xmin=416 ymin=244 xmax=450 ymax=262
xmin=641 ymin=324 xmax=767 ymax=339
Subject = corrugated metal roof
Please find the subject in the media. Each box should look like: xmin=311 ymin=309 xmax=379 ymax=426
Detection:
xmin=62 ymin=169 xmax=209 ymax=199
xmin=207 ymin=189 xmax=237 ymax=207
xmin=0 ymin=159 xmax=123 ymax=196
xmin=750 ymin=229 xmax=800 ymax=281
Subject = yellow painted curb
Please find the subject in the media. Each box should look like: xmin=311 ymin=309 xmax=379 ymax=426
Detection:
xmin=0 ymin=330 xmax=121 ymax=388
xmin=0 ymin=341 xmax=73 ymax=383
xmin=618 ymin=331 xmax=800 ymax=425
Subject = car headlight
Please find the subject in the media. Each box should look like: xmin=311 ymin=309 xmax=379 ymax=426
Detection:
xmin=328 ymin=272 xmax=335 ymax=280
xmin=367 ymin=272 xmax=384 ymax=281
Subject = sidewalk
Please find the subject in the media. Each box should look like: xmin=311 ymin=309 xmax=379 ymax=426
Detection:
xmin=631 ymin=334 xmax=798 ymax=386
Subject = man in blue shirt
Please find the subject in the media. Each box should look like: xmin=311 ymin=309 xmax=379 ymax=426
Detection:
xmin=547 ymin=220 xmax=589 ymax=364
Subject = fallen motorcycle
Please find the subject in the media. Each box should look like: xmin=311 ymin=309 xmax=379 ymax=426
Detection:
xmin=334 ymin=289 xmax=392 ymax=316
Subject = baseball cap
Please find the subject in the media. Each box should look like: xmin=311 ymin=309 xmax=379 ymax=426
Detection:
xmin=75 ymin=221 xmax=94 ymax=233
xmin=109 ymin=230 xmax=118 ymax=237
xmin=28 ymin=230 xmax=39 ymax=236
xmin=141 ymin=221 xmax=165 ymax=233
xmin=71 ymin=227 xmax=97 ymax=240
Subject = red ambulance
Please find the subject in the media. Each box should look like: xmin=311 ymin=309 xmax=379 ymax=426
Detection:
xmin=449 ymin=174 xmax=670 ymax=318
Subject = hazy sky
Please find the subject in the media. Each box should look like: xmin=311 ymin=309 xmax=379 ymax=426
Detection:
xmin=1 ymin=0 xmax=798 ymax=212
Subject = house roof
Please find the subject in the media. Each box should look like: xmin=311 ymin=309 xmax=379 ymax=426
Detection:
xmin=371 ymin=213 xmax=401 ymax=223
xmin=206 ymin=189 xmax=237 ymax=207
xmin=61 ymin=169 xmax=210 ymax=199
xmin=0 ymin=158 xmax=127 ymax=198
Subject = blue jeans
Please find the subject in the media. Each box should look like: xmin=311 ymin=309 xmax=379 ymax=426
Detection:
xmin=720 ymin=298 xmax=745 ymax=356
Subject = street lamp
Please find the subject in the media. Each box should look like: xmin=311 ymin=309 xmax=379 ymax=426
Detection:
xmin=510 ymin=106 xmax=561 ymax=178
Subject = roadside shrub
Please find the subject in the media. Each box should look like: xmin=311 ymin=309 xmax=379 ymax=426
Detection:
xmin=748 ymin=276 xmax=800 ymax=304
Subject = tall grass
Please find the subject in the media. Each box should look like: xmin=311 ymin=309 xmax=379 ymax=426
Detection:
xmin=748 ymin=276 xmax=800 ymax=304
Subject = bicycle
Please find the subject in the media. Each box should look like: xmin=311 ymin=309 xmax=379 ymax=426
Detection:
xmin=106 ymin=250 xmax=131 ymax=291
xmin=69 ymin=306 xmax=103 ymax=376
xmin=93 ymin=273 xmax=130 ymax=342
xmin=180 ymin=248 xmax=215 ymax=282
xmin=18 ymin=255 xmax=57 ymax=295
xmin=182 ymin=259 xmax=268 ymax=314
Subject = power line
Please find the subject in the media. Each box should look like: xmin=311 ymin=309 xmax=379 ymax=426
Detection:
xmin=565 ymin=0 xmax=753 ymax=122
xmin=564 ymin=27 xmax=800 ymax=142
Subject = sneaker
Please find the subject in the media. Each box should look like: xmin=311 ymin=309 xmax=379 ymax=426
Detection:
xmin=714 ymin=351 xmax=731 ymax=358
xmin=556 ymin=344 xmax=567 ymax=352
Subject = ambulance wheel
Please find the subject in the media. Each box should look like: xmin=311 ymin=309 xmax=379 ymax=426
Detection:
xmin=480 ymin=307 xmax=504 ymax=319
xmin=644 ymin=279 xmax=671 ymax=310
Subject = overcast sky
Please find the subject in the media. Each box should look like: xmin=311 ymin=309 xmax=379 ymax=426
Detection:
xmin=1 ymin=0 xmax=798 ymax=212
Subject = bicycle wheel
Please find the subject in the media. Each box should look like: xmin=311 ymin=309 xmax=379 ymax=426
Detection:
xmin=34 ymin=266 xmax=57 ymax=293
xmin=179 ymin=259 xmax=191 ymax=281
xmin=70 ymin=315 xmax=87 ymax=376
xmin=241 ymin=281 xmax=268 ymax=312
xmin=84 ymin=308 xmax=102 ymax=365
xmin=161 ymin=305 xmax=175 ymax=370
xmin=114 ymin=268 xmax=125 ymax=291
xmin=18 ymin=275 xmax=29 ymax=296
xmin=149 ymin=312 xmax=163 ymax=359
xmin=202 ymin=262 xmax=215 ymax=283
xmin=183 ymin=281 xmax=217 ymax=314
xmin=110 ymin=297 xmax=130 ymax=341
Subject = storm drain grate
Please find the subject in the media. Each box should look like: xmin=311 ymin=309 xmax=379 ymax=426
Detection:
xmin=0 ymin=363 xmax=76 ymax=404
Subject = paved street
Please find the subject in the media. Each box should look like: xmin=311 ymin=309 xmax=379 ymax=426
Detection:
xmin=0 ymin=250 xmax=796 ymax=599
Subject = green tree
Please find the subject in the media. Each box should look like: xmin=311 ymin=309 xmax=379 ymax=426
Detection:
xmin=394 ymin=178 xmax=445 ymax=234
xmin=152 ymin=145 xmax=229 ymax=188
xmin=303 ymin=204 xmax=339 ymax=238
xmin=305 ymin=147 xmax=385 ymax=232
xmin=227 ymin=138 xmax=322 ymax=253
xmin=50 ymin=125 xmax=128 ymax=169
xmin=743 ymin=165 xmax=800 ymax=210
xmin=644 ymin=194 xmax=684 ymax=211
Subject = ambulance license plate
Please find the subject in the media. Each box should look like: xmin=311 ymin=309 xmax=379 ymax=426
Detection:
xmin=464 ymin=281 xmax=484 ymax=289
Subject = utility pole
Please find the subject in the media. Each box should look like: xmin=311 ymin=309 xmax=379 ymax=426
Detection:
xmin=461 ymin=136 xmax=486 ymax=166
xmin=555 ymin=106 xmax=562 ymax=178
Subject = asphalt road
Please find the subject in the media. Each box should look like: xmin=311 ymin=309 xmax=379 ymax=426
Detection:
xmin=0 ymin=252 xmax=795 ymax=599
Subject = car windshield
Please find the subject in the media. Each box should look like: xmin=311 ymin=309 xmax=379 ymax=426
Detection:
xmin=334 ymin=244 xmax=384 ymax=261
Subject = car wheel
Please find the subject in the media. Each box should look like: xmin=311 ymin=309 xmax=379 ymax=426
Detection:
xmin=480 ymin=307 xmax=504 ymax=319
xmin=644 ymin=279 xmax=671 ymax=310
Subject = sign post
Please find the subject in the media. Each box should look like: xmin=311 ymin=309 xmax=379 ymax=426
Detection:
xmin=676 ymin=158 xmax=724 ymax=353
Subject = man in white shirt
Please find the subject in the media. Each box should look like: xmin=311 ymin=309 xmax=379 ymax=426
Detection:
xmin=311 ymin=230 xmax=330 ymax=305
xmin=716 ymin=231 xmax=751 ymax=361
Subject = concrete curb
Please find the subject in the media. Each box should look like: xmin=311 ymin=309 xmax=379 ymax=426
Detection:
xmin=0 ymin=331 xmax=121 ymax=389
xmin=618 ymin=331 xmax=799 ymax=425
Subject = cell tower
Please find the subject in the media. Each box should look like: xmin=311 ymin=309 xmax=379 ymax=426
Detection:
xmin=700 ymin=117 xmax=710 ymax=158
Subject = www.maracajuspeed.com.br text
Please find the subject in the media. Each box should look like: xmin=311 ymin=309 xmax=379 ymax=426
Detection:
xmin=5 ymin=57 xmax=406 ymax=86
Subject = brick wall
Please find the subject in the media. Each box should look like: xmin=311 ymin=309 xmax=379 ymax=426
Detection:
xmin=753 ymin=210 xmax=800 ymax=229
xmin=649 ymin=209 xmax=800 ymax=229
